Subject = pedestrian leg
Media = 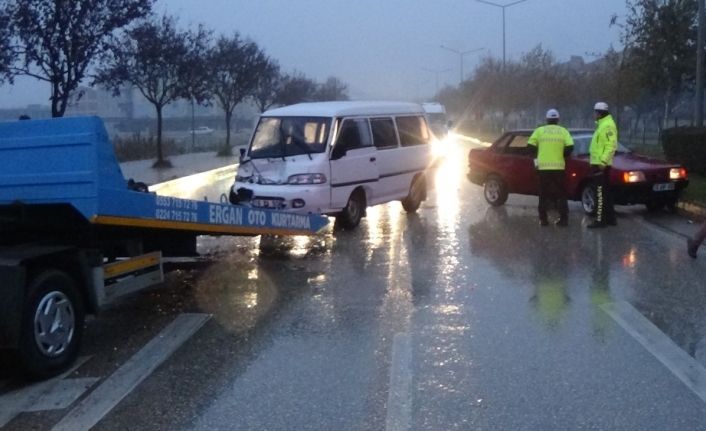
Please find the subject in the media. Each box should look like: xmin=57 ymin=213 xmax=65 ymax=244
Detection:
xmin=688 ymin=220 xmax=706 ymax=258
xmin=603 ymin=166 xmax=617 ymax=225
xmin=587 ymin=166 xmax=607 ymax=229
xmin=556 ymin=170 xmax=569 ymax=226
xmin=538 ymin=172 xmax=549 ymax=226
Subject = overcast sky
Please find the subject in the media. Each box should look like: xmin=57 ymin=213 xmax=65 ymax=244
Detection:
xmin=0 ymin=0 xmax=626 ymax=108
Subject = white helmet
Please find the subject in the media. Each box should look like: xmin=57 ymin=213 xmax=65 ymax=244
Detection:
xmin=546 ymin=109 xmax=560 ymax=119
xmin=594 ymin=102 xmax=609 ymax=111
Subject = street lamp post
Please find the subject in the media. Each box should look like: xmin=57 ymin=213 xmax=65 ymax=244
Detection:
xmin=422 ymin=67 xmax=453 ymax=95
xmin=440 ymin=46 xmax=485 ymax=84
xmin=475 ymin=0 xmax=530 ymax=71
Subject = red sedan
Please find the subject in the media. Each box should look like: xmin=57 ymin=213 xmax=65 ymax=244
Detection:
xmin=467 ymin=130 xmax=689 ymax=214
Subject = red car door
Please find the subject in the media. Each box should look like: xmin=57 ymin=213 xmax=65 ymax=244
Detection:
xmin=492 ymin=133 xmax=538 ymax=196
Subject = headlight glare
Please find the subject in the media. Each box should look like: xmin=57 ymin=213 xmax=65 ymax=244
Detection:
xmin=623 ymin=171 xmax=645 ymax=183
xmin=670 ymin=168 xmax=687 ymax=180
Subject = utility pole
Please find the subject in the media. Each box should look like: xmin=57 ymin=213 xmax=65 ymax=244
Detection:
xmin=440 ymin=46 xmax=485 ymax=84
xmin=476 ymin=0 xmax=531 ymax=131
xmin=696 ymin=0 xmax=705 ymax=126
xmin=476 ymin=0 xmax=530 ymax=72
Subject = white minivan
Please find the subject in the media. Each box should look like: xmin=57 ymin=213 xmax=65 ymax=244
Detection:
xmin=229 ymin=101 xmax=436 ymax=229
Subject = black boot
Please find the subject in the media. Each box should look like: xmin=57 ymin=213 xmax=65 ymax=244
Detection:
xmin=688 ymin=238 xmax=699 ymax=259
xmin=586 ymin=220 xmax=606 ymax=229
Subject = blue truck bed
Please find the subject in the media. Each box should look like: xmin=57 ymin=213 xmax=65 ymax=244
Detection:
xmin=0 ymin=116 xmax=328 ymax=237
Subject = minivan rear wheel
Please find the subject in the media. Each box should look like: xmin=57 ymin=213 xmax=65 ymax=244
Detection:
xmin=336 ymin=189 xmax=366 ymax=230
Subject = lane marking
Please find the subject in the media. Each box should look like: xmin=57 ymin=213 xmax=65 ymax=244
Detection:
xmin=385 ymin=333 xmax=413 ymax=431
xmin=0 ymin=356 xmax=95 ymax=428
xmin=52 ymin=313 xmax=210 ymax=431
xmin=602 ymin=302 xmax=706 ymax=403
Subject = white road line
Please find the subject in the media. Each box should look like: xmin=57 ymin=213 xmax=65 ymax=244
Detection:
xmin=0 ymin=356 xmax=94 ymax=427
xmin=602 ymin=302 xmax=706 ymax=403
xmin=52 ymin=313 xmax=210 ymax=431
xmin=385 ymin=333 xmax=413 ymax=431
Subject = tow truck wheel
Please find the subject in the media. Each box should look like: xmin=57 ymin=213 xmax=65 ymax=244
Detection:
xmin=336 ymin=189 xmax=366 ymax=230
xmin=19 ymin=269 xmax=85 ymax=380
xmin=402 ymin=175 xmax=426 ymax=213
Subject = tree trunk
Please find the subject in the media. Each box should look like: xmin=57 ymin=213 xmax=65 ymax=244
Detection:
xmin=224 ymin=109 xmax=233 ymax=154
xmin=662 ymin=95 xmax=671 ymax=131
xmin=156 ymin=105 xmax=164 ymax=164
xmin=51 ymin=81 xmax=67 ymax=118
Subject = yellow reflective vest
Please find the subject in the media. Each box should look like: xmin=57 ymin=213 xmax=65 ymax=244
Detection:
xmin=527 ymin=125 xmax=574 ymax=170
xmin=589 ymin=115 xmax=618 ymax=166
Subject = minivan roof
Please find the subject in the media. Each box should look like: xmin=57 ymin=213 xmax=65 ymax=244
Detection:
xmin=263 ymin=101 xmax=426 ymax=118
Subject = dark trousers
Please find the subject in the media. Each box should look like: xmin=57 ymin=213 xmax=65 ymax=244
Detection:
xmin=592 ymin=165 xmax=615 ymax=223
xmin=537 ymin=170 xmax=568 ymax=222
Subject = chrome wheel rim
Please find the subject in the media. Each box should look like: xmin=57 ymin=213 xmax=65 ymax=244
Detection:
xmin=34 ymin=291 xmax=75 ymax=357
xmin=485 ymin=180 xmax=500 ymax=203
xmin=582 ymin=187 xmax=596 ymax=213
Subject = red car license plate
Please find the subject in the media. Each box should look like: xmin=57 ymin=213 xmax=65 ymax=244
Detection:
xmin=653 ymin=183 xmax=675 ymax=192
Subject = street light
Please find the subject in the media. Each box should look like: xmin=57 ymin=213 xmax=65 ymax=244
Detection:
xmin=440 ymin=46 xmax=485 ymax=84
xmin=422 ymin=67 xmax=453 ymax=94
xmin=475 ymin=0 xmax=531 ymax=71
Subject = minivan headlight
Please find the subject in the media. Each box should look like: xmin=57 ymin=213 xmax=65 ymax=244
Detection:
xmin=288 ymin=173 xmax=327 ymax=185
xmin=623 ymin=171 xmax=646 ymax=183
xmin=670 ymin=168 xmax=687 ymax=180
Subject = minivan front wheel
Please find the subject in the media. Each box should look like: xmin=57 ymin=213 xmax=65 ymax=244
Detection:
xmin=337 ymin=189 xmax=366 ymax=230
xmin=402 ymin=175 xmax=426 ymax=212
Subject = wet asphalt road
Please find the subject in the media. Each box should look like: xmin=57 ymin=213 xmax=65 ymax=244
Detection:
xmin=4 ymin=138 xmax=706 ymax=430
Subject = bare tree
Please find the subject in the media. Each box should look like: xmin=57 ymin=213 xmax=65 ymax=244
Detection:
xmin=7 ymin=0 xmax=153 ymax=117
xmin=96 ymin=15 xmax=211 ymax=167
xmin=615 ymin=0 xmax=698 ymax=128
xmin=207 ymin=33 xmax=271 ymax=155
xmin=0 ymin=2 xmax=15 ymax=84
xmin=312 ymin=76 xmax=349 ymax=101
xmin=252 ymin=60 xmax=280 ymax=113
xmin=276 ymin=71 xmax=318 ymax=106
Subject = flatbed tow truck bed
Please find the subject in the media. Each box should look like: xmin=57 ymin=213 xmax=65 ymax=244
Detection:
xmin=0 ymin=116 xmax=329 ymax=379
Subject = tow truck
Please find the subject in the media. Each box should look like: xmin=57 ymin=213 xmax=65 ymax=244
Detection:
xmin=0 ymin=116 xmax=329 ymax=379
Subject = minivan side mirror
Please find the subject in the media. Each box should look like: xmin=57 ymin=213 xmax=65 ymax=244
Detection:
xmin=239 ymin=147 xmax=246 ymax=162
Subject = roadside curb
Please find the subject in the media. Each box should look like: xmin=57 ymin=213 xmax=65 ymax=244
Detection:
xmin=677 ymin=201 xmax=706 ymax=220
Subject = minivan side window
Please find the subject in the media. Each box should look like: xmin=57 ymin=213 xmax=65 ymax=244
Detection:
xmin=370 ymin=117 xmax=399 ymax=149
xmin=396 ymin=115 xmax=430 ymax=147
xmin=335 ymin=118 xmax=373 ymax=150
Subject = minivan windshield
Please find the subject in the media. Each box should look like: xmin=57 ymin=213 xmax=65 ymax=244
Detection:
xmin=249 ymin=116 xmax=331 ymax=159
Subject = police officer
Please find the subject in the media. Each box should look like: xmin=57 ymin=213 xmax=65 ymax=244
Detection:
xmin=528 ymin=109 xmax=574 ymax=227
xmin=587 ymin=102 xmax=618 ymax=228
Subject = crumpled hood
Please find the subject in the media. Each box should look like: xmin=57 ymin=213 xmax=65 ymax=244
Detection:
xmin=237 ymin=155 xmax=326 ymax=185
